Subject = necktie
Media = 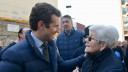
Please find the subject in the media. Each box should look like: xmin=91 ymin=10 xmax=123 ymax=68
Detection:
xmin=42 ymin=43 xmax=49 ymax=61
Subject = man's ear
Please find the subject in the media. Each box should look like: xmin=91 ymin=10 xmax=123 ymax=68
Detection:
xmin=100 ymin=42 xmax=107 ymax=51
xmin=38 ymin=21 xmax=45 ymax=30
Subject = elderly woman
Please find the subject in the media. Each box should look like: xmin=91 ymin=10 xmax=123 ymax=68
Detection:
xmin=82 ymin=25 xmax=124 ymax=72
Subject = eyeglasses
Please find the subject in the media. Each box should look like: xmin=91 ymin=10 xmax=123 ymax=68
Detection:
xmin=87 ymin=36 xmax=99 ymax=41
xmin=83 ymin=36 xmax=99 ymax=43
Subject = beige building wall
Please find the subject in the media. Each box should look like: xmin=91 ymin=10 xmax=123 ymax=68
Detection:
xmin=0 ymin=0 xmax=58 ymax=22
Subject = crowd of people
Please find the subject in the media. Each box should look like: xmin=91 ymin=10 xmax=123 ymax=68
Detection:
xmin=0 ymin=2 xmax=127 ymax=72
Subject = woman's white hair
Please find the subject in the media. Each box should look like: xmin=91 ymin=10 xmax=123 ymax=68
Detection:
xmin=89 ymin=24 xmax=119 ymax=48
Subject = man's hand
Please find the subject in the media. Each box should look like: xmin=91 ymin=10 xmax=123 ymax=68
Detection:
xmin=72 ymin=66 xmax=79 ymax=72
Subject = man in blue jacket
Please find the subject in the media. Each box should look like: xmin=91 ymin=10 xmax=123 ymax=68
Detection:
xmin=57 ymin=15 xmax=85 ymax=60
xmin=0 ymin=27 xmax=29 ymax=61
xmin=0 ymin=2 xmax=85 ymax=72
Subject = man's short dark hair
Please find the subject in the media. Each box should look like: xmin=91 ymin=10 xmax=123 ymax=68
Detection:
xmin=18 ymin=28 xmax=23 ymax=39
xmin=62 ymin=15 xmax=72 ymax=20
xmin=29 ymin=2 xmax=61 ymax=31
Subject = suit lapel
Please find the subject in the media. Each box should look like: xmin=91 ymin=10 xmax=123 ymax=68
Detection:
xmin=26 ymin=30 xmax=49 ymax=63
xmin=33 ymin=46 xmax=49 ymax=63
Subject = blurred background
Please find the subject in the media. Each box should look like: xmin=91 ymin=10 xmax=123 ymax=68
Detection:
xmin=0 ymin=0 xmax=126 ymax=47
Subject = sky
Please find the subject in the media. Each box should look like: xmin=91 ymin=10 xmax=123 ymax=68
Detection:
xmin=58 ymin=0 xmax=124 ymax=41
xmin=58 ymin=0 xmax=122 ymax=26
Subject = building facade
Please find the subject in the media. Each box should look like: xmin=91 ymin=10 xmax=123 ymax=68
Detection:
xmin=0 ymin=0 xmax=58 ymax=48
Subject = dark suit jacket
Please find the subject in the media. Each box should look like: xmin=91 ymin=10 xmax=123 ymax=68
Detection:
xmin=0 ymin=30 xmax=85 ymax=72
xmin=0 ymin=42 xmax=16 ymax=61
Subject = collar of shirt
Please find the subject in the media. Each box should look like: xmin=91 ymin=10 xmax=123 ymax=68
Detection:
xmin=65 ymin=28 xmax=73 ymax=36
xmin=30 ymin=32 xmax=43 ymax=53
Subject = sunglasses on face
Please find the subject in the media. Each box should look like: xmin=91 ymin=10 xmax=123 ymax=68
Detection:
xmin=83 ymin=36 xmax=99 ymax=43
xmin=87 ymin=36 xmax=98 ymax=41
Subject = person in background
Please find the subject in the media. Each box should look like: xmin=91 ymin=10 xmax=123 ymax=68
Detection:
xmin=122 ymin=40 xmax=128 ymax=51
xmin=112 ymin=41 xmax=125 ymax=62
xmin=0 ymin=41 xmax=3 ymax=51
xmin=57 ymin=15 xmax=85 ymax=60
xmin=7 ymin=28 xmax=29 ymax=48
xmin=118 ymin=41 xmax=122 ymax=46
xmin=0 ymin=27 xmax=29 ymax=61
xmin=82 ymin=25 xmax=124 ymax=72
xmin=124 ymin=40 xmax=128 ymax=72
xmin=112 ymin=41 xmax=126 ymax=72
xmin=0 ymin=2 xmax=85 ymax=72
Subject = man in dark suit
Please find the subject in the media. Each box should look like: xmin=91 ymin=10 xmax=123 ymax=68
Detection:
xmin=0 ymin=2 xmax=85 ymax=72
